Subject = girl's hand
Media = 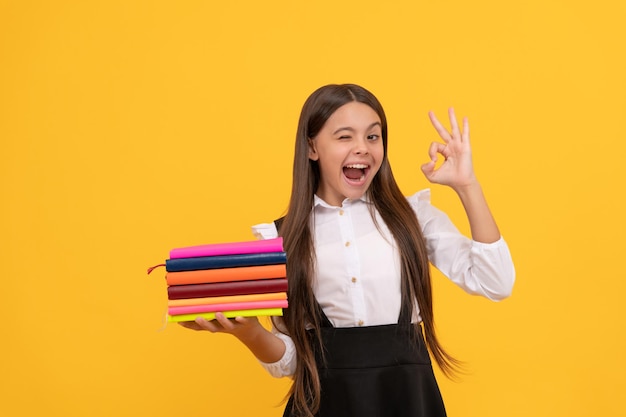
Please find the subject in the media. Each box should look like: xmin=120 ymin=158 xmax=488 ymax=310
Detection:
xmin=178 ymin=314 xmax=286 ymax=363
xmin=178 ymin=313 xmax=263 ymax=342
xmin=420 ymin=108 xmax=477 ymax=191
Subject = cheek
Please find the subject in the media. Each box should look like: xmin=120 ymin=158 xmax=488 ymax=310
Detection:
xmin=374 ymin=150 xmax=386 ymax=173
xmin=373 ymin=145 xmax=385 ymax=164
xmin=318 ymin=159 xmax=338 ymax=178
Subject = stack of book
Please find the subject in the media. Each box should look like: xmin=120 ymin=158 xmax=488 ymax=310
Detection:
xmin=153 ymin=237 xmax=288 ymax=323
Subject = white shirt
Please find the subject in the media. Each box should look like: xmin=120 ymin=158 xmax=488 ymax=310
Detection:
xmin=251 ymin=189 xmax=515 ymax=378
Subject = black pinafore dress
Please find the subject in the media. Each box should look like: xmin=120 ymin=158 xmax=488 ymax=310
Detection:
xmin=283 ymin=302 xmax=447 ymax=417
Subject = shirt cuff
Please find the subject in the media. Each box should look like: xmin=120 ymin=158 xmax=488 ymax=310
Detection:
xmin=470 ymin=235 xmax=506 ymax=248
xmin=468 ymin=236 xmax=516 ymax=300
xmin=257 ymin=331 xmax=297 ymax=378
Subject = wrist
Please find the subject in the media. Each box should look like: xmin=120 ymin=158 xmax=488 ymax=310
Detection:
xmin=234 ymin=320 xmax=286 ymax=363
xmin=452 ymin=177 xmax=481 ymax=197
xmin=235 ymin=320 xmax=266 ymax=345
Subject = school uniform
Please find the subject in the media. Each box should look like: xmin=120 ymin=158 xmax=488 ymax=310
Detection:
xmin=252 ymin=189 xmax=515 ymax=417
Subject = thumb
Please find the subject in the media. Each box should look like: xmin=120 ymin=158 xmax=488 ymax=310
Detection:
xmin=421 ymin=160 xmax=435 ymax=177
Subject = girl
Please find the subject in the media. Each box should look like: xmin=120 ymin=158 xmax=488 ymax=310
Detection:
xmin=180 ymin=84 xmax=515 ymax=417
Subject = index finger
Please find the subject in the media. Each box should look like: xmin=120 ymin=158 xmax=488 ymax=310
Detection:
xmin=428 ymin=111 xmax=452 ymax=143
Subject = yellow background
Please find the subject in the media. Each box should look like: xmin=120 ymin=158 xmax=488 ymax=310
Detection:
xmin=1 ymin=1 xmax=625 ymax=416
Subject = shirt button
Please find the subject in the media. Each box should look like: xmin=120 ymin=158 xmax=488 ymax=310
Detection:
xmin=345 ymin=241 xmax=350 ymax=247
xmin=339 ymin=209 xmax=344 ymax=216
xmin=358 ymin=320 xmax=364 ymax=326
xmin=351 ymin=277 xmax=357 ymax=283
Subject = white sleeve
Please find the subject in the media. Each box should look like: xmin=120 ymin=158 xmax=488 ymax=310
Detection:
xmin=251 ymin=223 xmax=297 ymax=377
xmin=408 ymin=189 xmax=516 ymax=300
xmin=251 ymin=222 xmax=279 ymax=240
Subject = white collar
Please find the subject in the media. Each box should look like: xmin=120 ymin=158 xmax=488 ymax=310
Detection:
xmin=313 ymin=193 xmax=371 ymax=209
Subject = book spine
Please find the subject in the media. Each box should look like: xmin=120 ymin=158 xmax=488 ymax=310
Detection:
xmin=166 ymin=264 xmax=286 ymax=286
xmin=168 ymin=299 xmax=288 ymax=315
xmin=165 ymin=252 xmax=286 ymax=272
xmin=169 ymin=237 xmax=284 ymax=259
xmin=167 ymin=278 xmax=289 ymax=299
xmin=168 ymin=292 xmax=287 ymax=307
xmin=167 ymin=308 xmax=284 ymax=322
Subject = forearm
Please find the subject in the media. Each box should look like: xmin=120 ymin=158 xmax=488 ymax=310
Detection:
xmin=454 ymin=181 xmax=501 ymax=243
xmin=235 ymin=324 xmax=286 ymax=364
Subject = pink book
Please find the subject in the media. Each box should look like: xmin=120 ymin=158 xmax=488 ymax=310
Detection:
xmin=169 ymin=237 xmax=284 ymax=259
xmin=168 ymin=299 xmax=289 ymax=315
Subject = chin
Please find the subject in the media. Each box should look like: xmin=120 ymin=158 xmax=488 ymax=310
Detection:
xmin=343 ymin=188 xmax=369 ymax=201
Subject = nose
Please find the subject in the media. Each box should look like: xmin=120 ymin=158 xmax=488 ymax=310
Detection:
xmin=354 ymin=137 xmax=369 ymax=155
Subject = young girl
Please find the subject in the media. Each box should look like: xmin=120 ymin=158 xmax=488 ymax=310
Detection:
xmin=180 ymin=84 xmax=515 ymax=417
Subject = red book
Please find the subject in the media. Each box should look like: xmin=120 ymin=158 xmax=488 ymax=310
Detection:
xmin=167 ymin=278 xmax=289 ymax=300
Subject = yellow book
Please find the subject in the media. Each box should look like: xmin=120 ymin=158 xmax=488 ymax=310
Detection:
xmin=167 ymin=308 xmax=284 ymax=323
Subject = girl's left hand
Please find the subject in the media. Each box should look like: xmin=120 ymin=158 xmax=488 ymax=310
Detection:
xmin=420 ymin=108 xmax=477 ymax=190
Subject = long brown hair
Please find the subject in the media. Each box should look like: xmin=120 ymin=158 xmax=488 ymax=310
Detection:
xmin=277 ymin=84 xmax=460 ymax=417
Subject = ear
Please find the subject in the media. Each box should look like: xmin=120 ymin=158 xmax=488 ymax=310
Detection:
xmin=308 ymin=138 xmax=319 ymax=161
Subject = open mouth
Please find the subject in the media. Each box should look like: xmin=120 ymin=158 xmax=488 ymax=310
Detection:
xmin=342 ymin=163 xmax=369 ymax=183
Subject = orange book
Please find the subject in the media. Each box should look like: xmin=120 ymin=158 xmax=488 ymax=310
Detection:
xmin=167 ymin=292 xmax=287 ymax=307
xmin=165 ymin=264 xmax=287 ymax=286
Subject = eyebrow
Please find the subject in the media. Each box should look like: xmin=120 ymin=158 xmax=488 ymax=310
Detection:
xmin=333 ymin=122 xmax=382 ymax=135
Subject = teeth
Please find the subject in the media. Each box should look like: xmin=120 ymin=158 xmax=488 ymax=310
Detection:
xmin=345 ymin=164 xmax=368 ymax=169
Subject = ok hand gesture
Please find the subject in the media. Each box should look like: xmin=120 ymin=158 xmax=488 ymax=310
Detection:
xmin=420 ymin=108 xmax=477 ymax=191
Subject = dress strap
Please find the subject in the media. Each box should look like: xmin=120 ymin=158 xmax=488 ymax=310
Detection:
xmin=397 ymin=292 xmax=413 ymax=327
xmin=316 ymin=301 xmax=334 ymax=328
xmin=274 ymin=216 xmax=285 ymax=234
